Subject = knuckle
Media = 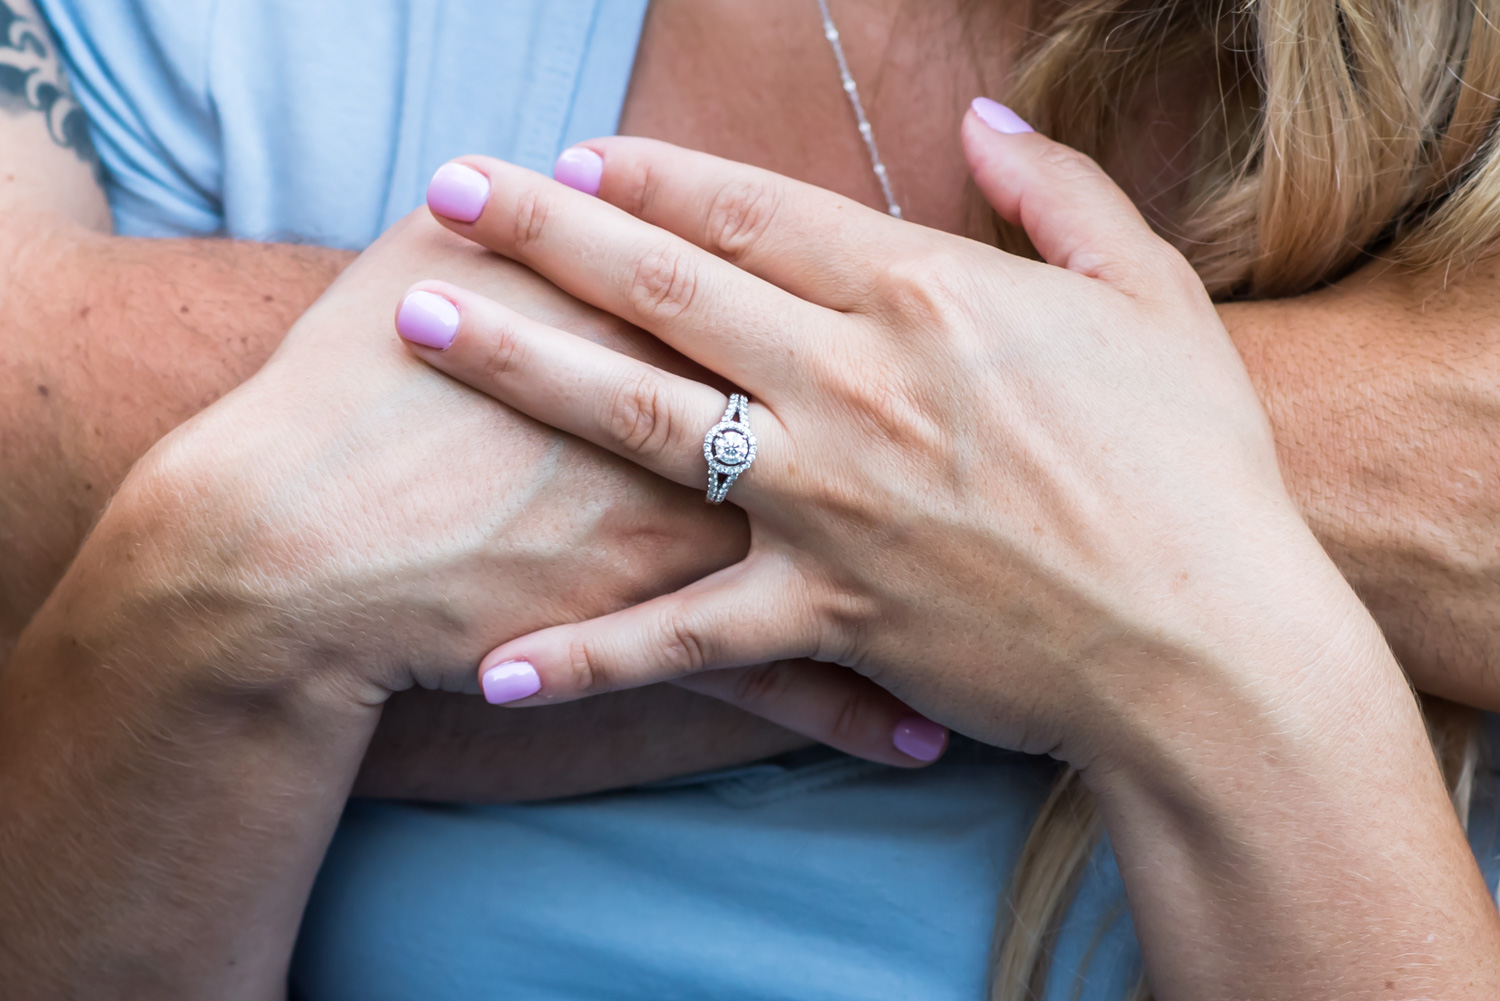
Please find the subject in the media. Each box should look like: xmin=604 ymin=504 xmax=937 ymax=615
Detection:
xmin=564 ymin=637 xmax=610 ymax=694
xmin=817 ymin=350 xmax=938 ymax=457
xmin=809 ymin=584 xmax=879 ymax=664
xmin=655 ymin=608 xmax=712 ymax=674
xmin=477 ymin=317 xmax=527 ymax=382
xmin=614 ymin=156 xmax=661 ymax=220
xmin=629 ymin=244 xmax=701 ymax=321
xmin=872 ymin=250 xmax=974 ymax=333
xmin=703 ymin=180 xmax=781 ymax=263
xmin=511 ymin=187 xmax=552 ymax=250
xmin=603 ymin=373 xmax=676 ymax=460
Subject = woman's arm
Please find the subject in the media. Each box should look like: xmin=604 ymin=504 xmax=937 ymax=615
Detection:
xmin=397 ymin=122 xmax=1500 ymax=998
xmin=0 ymin=192 xmax=939 ymax=996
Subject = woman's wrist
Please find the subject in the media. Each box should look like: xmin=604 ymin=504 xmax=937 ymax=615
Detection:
xmin=1072 ymin=569 xmax=1500 ymax=999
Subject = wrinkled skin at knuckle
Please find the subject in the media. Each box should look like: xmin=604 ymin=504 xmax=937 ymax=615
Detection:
xmin=129 ymin=210 xmax=749 ymax=697
xmin=871 ymin=248 xmax=983 ymax=337
xmin=703 ymin=179 xmax=781 ymax=264
xmin=629 ymin=243 xmax=701 ymax=322
xmin=510 ymin=187 xmax=553 ymax=252
xmin=603 ymin=371 xmax=677 ymax=460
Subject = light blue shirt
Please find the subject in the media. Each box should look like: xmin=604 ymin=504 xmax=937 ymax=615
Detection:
xmin=37 ymin=2 xmax=1500 ymax=998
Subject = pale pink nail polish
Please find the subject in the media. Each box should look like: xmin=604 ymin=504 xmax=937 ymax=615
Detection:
xmin=553 ymin=147 xmax=604 ymax=196
xmin=482 ymin=660 xmax=542 ymax=705
xmin=427 ymin=162 xmax=491 ymax=222
xmin=396 ymin=291 xmax=460 ymax=350
xmin=971 ymin=97 xmax=1034 ymax=135
xmin=893 ymin=716 xmax=949 ymax=762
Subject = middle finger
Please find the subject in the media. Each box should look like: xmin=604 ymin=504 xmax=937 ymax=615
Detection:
xmin=396 ymin=282 xmax=789 ymax=507
xmin=425 ymin=157 xmax=838 ymax=398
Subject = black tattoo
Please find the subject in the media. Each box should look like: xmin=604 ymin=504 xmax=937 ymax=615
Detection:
xmin=0 ymin=0 xmax=97 ymax=165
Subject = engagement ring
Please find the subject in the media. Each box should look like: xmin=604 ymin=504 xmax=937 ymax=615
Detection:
xmin=704 ymin=393 xmax=757 ymax=504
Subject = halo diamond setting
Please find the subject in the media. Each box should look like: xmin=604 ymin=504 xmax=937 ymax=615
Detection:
xmin=703 ymin=394 xmax=757 ymax=504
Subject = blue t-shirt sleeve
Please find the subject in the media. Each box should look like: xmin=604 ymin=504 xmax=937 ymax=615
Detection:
xmin=37 ymin=0 xmax=223 ymax=236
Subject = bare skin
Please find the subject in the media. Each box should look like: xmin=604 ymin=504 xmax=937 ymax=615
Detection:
xmin=0 ymin=0 xmax=1497 ymax=993
xmin=0 ymin=0 xmax=815 ymax=802
xmin=8 ymin=0 xmax=1495 ymax=718
xmin=405 ymin=126 xmax=1500 ymax=1001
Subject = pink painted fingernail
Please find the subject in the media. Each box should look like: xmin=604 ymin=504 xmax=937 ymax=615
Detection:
xmin=971 ymin=97 xmax=1033 ymax=135
xmin=396 ymin=291 xmax=460 ymax=350
xmin=482 ymin=660 xmax=542 ymax=705
xmin=427 ymin=162 xmax=491 ymax=222
xmin=893 ymin=716 xmax=949 ymax=763
xmin=553 ymin=147 xmax=604 ymax=196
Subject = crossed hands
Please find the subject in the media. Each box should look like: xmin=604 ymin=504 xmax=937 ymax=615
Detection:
xmin=124 ymin=105 xmax=1392 ymax=777
xmin=395 ymin=112 xmax=1381 ymax=773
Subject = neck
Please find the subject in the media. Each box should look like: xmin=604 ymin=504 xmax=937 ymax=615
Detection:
xmin=619 ymin=0 xmax=1028 ymax=240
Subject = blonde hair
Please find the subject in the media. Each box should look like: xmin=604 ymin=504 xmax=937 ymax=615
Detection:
xmin=990 ymin=2 xmax=1500 ymax=997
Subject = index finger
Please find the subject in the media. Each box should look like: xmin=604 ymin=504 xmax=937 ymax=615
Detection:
xmin=424 ymin=156 xmax=836 ymax=397
xmin=572 ymin=137 xmax=932 ymax=311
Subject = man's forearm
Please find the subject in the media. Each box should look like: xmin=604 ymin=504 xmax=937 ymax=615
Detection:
xmin=358 ymin=685 xmax=804 ymax=801
xmin=1221 ymin=265 xmax=1500 ymax=708
xmin=0 ymin=216 xmax=807 ymax=801
xmin=0 ymin=214 xmax=351 ymax=643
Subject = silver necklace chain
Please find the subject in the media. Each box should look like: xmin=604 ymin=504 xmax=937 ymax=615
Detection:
xmin=816 ymin=0 xmax=903 ymax=219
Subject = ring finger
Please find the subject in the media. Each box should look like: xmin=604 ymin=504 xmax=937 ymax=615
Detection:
xmin=396 ymin=282 xmax=787 ymax=504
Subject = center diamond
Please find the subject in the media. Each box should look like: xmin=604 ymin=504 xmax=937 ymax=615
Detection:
xmin=713 ymin=430 xmax=749 ymax=466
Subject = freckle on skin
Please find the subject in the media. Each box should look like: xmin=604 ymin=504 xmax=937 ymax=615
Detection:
xmin=36 ymin=384 xmax=48 ymax=397
xmin=180 ymin=305 xmax=190 ymax=314
xmin=79 ymin=306 xmax=90 ymax=319
xmin=263 ymin=294 xmax=275 ymax=303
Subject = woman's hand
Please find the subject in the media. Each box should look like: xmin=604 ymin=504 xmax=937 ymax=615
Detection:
xmin=84 ymin=207 xmax=939 ymax=769
xmin=406 ymin=116 xmax=1370 ymax=770
xmin=400 ymin=110 xmax=1500 ymax=1001
xmin=0 ymin=200 xmax=948 ymax=999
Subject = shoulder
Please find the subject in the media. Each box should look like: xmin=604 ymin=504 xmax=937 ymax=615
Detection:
xmin=34 ymin=0 xmax=222 ymax=235
xmin=30 ymin=0 xmax=651 ymax=244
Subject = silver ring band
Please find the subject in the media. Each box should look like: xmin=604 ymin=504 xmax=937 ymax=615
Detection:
xmin=703 ymin=393 xmax=757 ymax=504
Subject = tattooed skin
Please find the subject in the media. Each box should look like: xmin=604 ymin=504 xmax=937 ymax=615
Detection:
xmin=0 ymin=0 xmax=96 ymax=163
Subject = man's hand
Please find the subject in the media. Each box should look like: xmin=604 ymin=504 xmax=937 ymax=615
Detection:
xmin=0 ymin=0 xmax=830 ymax=801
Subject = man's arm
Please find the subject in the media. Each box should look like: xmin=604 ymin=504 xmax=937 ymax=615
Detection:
xmin=0 ymin=213 xmax=806 ymax=806
xmin=1224 ymin=262 xmax=1500 ymax=709
xmin=0 ymin=227 xmax=350 ymax=641
xmin=0 ymin=5 xmax=350 ymax=647
xmin=0 ymin=0 xmax=808 ymax=801
xmin=3 ymin=0 xmax=1497 ymax=795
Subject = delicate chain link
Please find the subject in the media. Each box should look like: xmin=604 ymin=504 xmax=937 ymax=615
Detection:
xmin=816 ymin=0 xmax=903 ymax=219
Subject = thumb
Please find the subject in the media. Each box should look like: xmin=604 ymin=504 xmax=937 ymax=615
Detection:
xmin=963 ymin=98 xmax=1171 ymax=292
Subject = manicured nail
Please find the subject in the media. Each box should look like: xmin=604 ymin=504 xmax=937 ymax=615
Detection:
xmin=971 ymin=97 xmax=1033 ymax=135
xmin=893 ymin=716 xmax=949 ymax=763
xmin=396 ymin=291 xmax=460 ymax=351
xmin=553 ymin=147 xmax=604 ymax=196
xmin=482 ymin=660 xmax=542 ymax=705
xmin=426 ymin=162 xmax=491 ymax=222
